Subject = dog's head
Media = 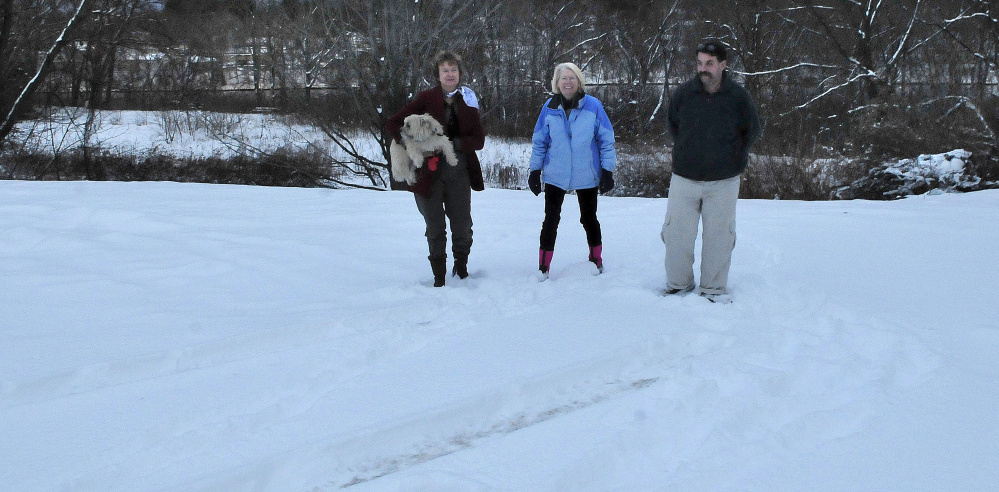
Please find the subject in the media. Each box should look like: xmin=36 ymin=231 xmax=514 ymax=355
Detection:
xmin=401 ymin=113 xmax=445 ymax=140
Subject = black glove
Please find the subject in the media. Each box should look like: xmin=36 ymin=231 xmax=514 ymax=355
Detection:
xmin=528 ymin=170 xmax=542 ymax=196
xmin=599 ymin=169 xmax=614 ymax=194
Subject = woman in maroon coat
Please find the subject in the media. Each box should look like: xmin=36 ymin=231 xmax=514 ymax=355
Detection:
xmin=386 ymin=51 xmax=486 ymax=287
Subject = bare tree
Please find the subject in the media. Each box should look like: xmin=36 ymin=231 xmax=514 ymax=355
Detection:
xmin=599 ymin=0 xmax=685 ymax=133
xmin=0 ymin=0 xmax=13 ymax=71
xmin=159 ymin=0 xmax=257 ymax=106
xmin=785 ymin=0 xmax=931 ymax=111
xmin=77 ymin=0 xmax=154 ymax=179
xmin=306 ymin=0 xmax=489 ymax=188
xmin=0 ymin=0 xmax=92 ymax=147
xmin=939 ymin=0 xmax=999 ymax=78
xmin=914 ymin=1 xmax=999 ymax=145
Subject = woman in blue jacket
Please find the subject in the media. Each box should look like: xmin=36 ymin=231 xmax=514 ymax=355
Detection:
xmin=528 ymin=62 xmax=617 ymax=277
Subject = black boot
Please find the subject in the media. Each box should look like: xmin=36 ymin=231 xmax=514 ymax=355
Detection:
xmin=430 ymin=256 xmax=447 ymax=287
xmin=452 ymin=254 xmax=469 ymax=279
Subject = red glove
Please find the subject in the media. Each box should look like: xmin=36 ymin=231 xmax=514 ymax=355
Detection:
xmin=426 ymin=155 xmax=440 ymax=172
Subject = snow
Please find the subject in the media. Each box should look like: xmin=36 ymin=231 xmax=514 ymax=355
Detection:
xmin=15 ymin=108 xmax=357 ymax=160
xmin=12 ymin=108 xmax=530 ymax=188
xmin=886 ymin=149 xmax=978 ymax=191
xmin=2 ymin=180 xmax=998 ymax=491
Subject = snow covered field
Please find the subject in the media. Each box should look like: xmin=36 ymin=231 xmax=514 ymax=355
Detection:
xmin=11 ymin=108 xmax=532 ymax=183
xmin=2 ymin=180 xmax=998 ymax=490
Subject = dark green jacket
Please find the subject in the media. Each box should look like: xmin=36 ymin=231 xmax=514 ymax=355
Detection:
xmin=667 ymin=72 xmax=761 ymax=181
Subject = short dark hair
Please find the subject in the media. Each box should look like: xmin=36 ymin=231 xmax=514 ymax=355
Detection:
xmin=431 ymin=50 xmax=464 ymax=79
xmin=696 ymin=40 xmax=728 ymax=62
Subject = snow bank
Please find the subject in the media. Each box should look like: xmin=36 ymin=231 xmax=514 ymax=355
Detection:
xmin=884 ymin=149 xmax=980 ymax=194
xmin=834 ymin=149 xmax=988 ymax=199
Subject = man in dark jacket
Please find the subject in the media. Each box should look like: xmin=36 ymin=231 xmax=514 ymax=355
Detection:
xmin=661 ymin=40 xmax=761 ymax=303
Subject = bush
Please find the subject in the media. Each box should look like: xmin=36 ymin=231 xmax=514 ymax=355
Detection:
xmin=741 ymin=154 xmax=827 ymax=200
xmin=966 ymin=145 xmax=999 ymax=185
xmin=832 ymin=149 xmax=997 ymax=200
xmin=0 ymin=147 xmax=334 ymax=188
xmin=848 ymin=97 xmax=997 ymax=162
xmin=612 ymin=142 xmax=672 ymax=198
xmin=613 ymin=145 xmax=837 ymax=200
xmin=482 ymin=163 xmax=522 ymax=189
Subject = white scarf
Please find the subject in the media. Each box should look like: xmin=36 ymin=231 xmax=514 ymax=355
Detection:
xmin=445 ymin=86 xmax=479 ymax=109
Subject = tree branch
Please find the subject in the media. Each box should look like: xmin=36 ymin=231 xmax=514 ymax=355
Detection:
xmin=0 ymin=0 xmax=92 ymax=147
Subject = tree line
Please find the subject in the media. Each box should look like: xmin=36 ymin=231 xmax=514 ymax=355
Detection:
xmin=2 ymin=0 xmax=998 ymax=189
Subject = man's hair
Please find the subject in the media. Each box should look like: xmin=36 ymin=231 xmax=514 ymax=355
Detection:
xmin=431 ymin=50 xmax=464 ymax=79
xmin=550 ymin=62 xmax=587 ymax=95
xmin=696 ymin=40 xmax=728 ymax=62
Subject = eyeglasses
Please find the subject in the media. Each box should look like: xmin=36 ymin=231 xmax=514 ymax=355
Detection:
xmin=697 ymin=43 xmax=719 ymax=53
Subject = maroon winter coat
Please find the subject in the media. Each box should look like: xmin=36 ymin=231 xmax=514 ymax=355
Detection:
xmin=385 ymin=86 xmax=486 ymax=191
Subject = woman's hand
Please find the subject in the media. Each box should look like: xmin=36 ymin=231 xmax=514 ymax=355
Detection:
xmin=599 ymin=170 xmax=614 ymax=194
xmin=528 ymin=170 xmax=542 ymax=196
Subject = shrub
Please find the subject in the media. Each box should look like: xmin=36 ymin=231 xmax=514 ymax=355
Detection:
xmin=832 ymin=149 xmax=996 ymax=200
xmin=0 ymin=147 xmax=333 ymax=188
xmin=612 ymin=142 xmax=672 ymax=198
xmin=966 ymin=145 xmax=999 ymax=185
xmin=741 ymin=154 xmax=827 ymax=200
xmin=848 ymin=96 xmax=997 ymax=162
xmin=483 ymin=163 xmax=522 ymax=189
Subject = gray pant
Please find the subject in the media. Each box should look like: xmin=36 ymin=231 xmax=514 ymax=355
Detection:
xmin=660 ymin=174 xmax=740 ymax=295
xmin=414 ymin=154 xmax=473 ymax=262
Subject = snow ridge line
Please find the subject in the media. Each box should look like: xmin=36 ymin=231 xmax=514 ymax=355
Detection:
xmin=301 ymin=342 xmax=673 ymax=489
xmin=339 ymin=377 xmax=660 ymax=488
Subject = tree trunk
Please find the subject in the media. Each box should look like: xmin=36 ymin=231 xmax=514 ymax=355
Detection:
xmin=0 ymin=0 xmax=13 ymax=70
xmin=0 ymin=0 xmax=91 ymax=147
xmin=252 ymin=36 xmax=262 ymax=107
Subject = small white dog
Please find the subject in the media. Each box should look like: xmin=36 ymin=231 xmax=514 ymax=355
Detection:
xmin=390 ymin=113 xmax=459 ymax=185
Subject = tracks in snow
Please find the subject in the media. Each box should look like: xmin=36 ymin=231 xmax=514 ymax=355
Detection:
xmin=314 ymin=341 xmax=670 ymax=489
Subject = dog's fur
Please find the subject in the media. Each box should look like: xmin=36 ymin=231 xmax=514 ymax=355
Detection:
xmin=390 ymin=113 xmax=459 ymax=185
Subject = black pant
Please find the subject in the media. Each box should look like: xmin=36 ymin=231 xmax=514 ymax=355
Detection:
xmin=540 ymin=184 xmax=601 ymax=251
xmin=414 ymin=154 xmax=473 ymax=262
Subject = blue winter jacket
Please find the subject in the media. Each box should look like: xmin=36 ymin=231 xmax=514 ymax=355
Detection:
xmin=529 ymin=93 xmax=617 ymax=191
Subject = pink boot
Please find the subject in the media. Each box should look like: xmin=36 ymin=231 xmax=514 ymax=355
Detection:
xmin=588 ymin=244 xmax=603 ymax=273
xmin=539 ymin=249 xmax=554 ymax=275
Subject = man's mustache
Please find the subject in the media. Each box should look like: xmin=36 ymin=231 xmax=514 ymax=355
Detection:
xmin=699 ymin=71 xmax=712 ymax=77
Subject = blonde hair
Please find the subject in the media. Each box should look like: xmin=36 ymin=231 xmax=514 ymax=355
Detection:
xmin=550 ymin=62 xmax=586 ymax=95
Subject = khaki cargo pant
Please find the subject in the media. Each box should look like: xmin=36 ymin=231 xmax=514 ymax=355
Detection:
xmin=660 ymin=174 xmax=740 ymax=295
